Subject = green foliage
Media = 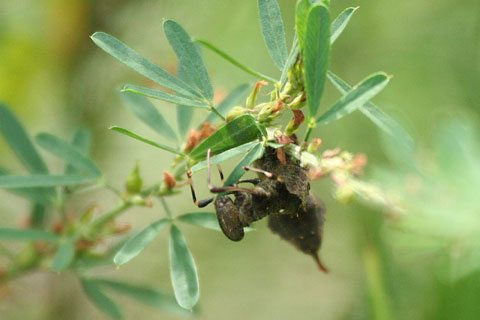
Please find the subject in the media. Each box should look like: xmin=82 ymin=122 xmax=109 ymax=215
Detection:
xmin=317 ymin=72 xmax=391 ymax=125
xmin=0 ymin=227 xmax=59 ymax=242
xmin=189 ymin=115 xmax=261 ymax=160
xmin=304 ymin=4 xmax=330 ymax=118
xmin=169 ymin=225 xmax=199 ymax=309
xmin=164 ymin=20 xmax=213 ymax=100
xmin=258 ymin=0 xmax=288 ymax=70
xmin=120 ymin=92 xmax=177 ymax=141
xmin=113 ymin=218 xmax=169 ymax=266
xmin=90 ymin=32 xmax=201 ymax=99
xmin=52 ymin=240 xmax=75 ymax=272
xmin=0 ymin=1 xmax=417 ymax=318
xmin=109 ymin=126 xmax=184 ymax=156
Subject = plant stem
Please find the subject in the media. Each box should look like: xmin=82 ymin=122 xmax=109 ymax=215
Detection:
xmin=89 ymin=201 xmax=132 ymax=231
xmin=209 ymin=105 xmax=226 ymax=121
xmin=304 ymin=126 xmax=313 ymax=143
xmin=159 ymin=197 xmax=173 ymax=219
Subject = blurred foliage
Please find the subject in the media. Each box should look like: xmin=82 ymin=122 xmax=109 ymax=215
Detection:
xmin=1 ymin=0 xmax=480 ymax=319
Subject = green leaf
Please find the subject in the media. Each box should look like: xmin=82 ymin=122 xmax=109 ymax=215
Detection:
xmin=190 ymin=141 xmax=260 ymax=173
xmin=204 ymin=84 xmax=250 ymax=124
xmin=258 ymin=0 xmax=288 ymax=70
xmin=0 ymin=174 xmax=97 ymax=188
xmin=120 ymin=91 xmax=177 ymax=141
xmin=36 ymin=133 xmax=101 ymax=177
xmin=90 ymin=32 xmax=200 ymax=99
xmin=327 ymin=71 xmax=413 ymax=148
xmin=121 ymin=85 xmax=209 ymax=109
xmin=0 ymin=227 xmax=59 ymax=242
xmin=189 ymin=115 xmax=261 ymax=160
xmin=317 ymin=72 xmax=391 ymax=125
xmin=330 ymin=7 xmax=358 ymax=45
xmin=0 ymin=104 xmax=49 ymax=174
xmin=113 ymin=218 xmax=169 ymax=266
xmin=93 ymin=279 xmax=191 ymax=315
xmin=169 ymin=225 xmax=199 ymax=309
xmin=52 ymin=240 xmax=75 ymax=272
xmin=304 ymin=4 xmax=331 ymax=118
xmin=176 ymin=63 xmax=195 ymax=139
xmin=295 ymin=0 xmax=310 ymax=52
xmin=164 ymin=20 xmax=213 ymax=100
xmin=177 ymin=212 xmax=222 ymax=231
xmin=280 ymin=34 xmax=299 ymax=89
xmin=223 ymin=143 xmax=265 ymax=186
xmin=81 ymin=278 xmax=123 ymax=320
xmin=66 ymin=129 xmax=92 ymax=175
xmin=0 ymin=167 xmax=54 ymax=204
xmin=196 ymin=39 xmax=277 ymax=83
xmin=109 ymin=126 xmax=184 ymax=156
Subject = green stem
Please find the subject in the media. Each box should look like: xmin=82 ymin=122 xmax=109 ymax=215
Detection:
xmin=304 ymin=127 xmax=313 ymax=143
xmin=159 ymin=197 xmax=173 ymax=219
xmin=209 ymin=105 xmax=226 ymax=121
xmin=89 ymin=201 xmax=132 ymax=231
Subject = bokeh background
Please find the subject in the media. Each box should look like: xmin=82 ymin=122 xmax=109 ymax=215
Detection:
xmin=1 ymin=0 xmax=479 ymax=319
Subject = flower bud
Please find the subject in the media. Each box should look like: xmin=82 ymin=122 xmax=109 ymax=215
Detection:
xmin=163 ymin=170 xmax=176 ymax=190
xmin=226 ymin=106 xmax=245 ymax=122
xmin=125 ymin=163 xmax=143 ymax=194
xmin=335 ymin=185 xmax=355 ymax=204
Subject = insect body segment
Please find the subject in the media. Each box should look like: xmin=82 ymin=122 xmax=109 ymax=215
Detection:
xmin=188 ymin=146 xmax=327 ymax=272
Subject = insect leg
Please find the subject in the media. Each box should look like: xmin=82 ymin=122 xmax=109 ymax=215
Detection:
xmin=187 ymin=170 xmax=214 ymax=208
xmin=242 ymin=166 xmax=283 ymax=182
xmin=206 ymin=149 xmax=261 ymax=195
xmin=237 ymin=178 xmax=261 ymax=185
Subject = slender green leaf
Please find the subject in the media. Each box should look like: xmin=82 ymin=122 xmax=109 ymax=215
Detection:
xmin=0 ymin=227 xmax=59 ymax=242
xmin=189 ymin=115 xmax=261 ymax=160
xmin=190 ymin=141 xmax=259 ymax=173
xmin=317 ymin=72 xmax=391 ymax=125
xmin=120 ymin=91 xmax=177 ymax=141
xmin=196 ymin=39 xmax=277 ymax=83
xmin=169 ymin=225 xmax=199 ymax=309
xmin=327 ymin=71 xmax=413 ymax=148
xmin=90 ymin=32 xmax=200 ymax=99
xmin=223 ymin=143 xmax=265 ymax=186
xmin=66 ymin=129 xmax=91 ymax=175
xmin=304 ymin=4 xmax=331 ymax=118
xmin=109 ymin=126 xmax=184 ymax=156
xmin=36 ymin=133 xmax=101 ymax=177
xmin=176 ymin=63 xmax=195 ymax=139
xmin=0 ymin=104 xmax=49 ymax=174
xmin=0 ymin=167 xmax=54 ymax=204
xmin=113 ymin=218 xmax=169 ymax=266
xmin=93 ymin=279 xmax=190 ymax=315
xmin=121 ymin=85 xmax=209 ymax=109
xmin=280 ymin=34 xmax=299 ymax=89
xmin=81 ymin=278 xmax=123 ymax=320
xmin=258 ymin=0 xmax=288 ymax=70
xmin=295 ymin=0 xmax=310 ymax=52
xmin=164 ymin=20 xmax=213 ymax=100
xmin=330 ymin=7 xmax=358 ymax=44
xmin=177 ymin=212 xmax=222 ymax=231
xmin=204 ymin=84 xmax=250 ymax=124
xmin=0 ymin=174 xmax=97 ymax=188
xmin=52 ymin=240 xmax=75 ymax=272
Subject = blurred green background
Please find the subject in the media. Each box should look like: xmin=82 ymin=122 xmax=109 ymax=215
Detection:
xmin=1 ymin=0 xmax=479 ymax=319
